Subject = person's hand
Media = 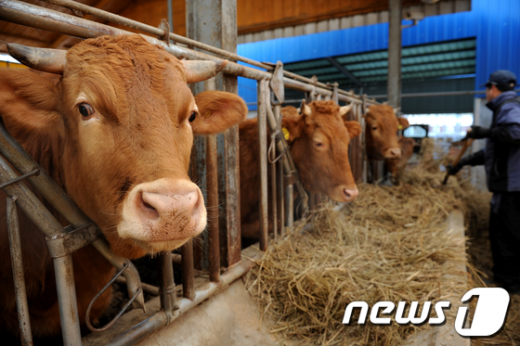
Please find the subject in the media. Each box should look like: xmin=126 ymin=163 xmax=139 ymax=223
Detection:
xmin=465 ymin=126 xmax=491 ymax=139
xmin=446 ymin=162 xmax=464 ymax=176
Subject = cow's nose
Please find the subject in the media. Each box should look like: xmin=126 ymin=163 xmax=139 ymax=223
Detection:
xmin=139 ymin=189 xmax=200 ymax=221
xmin=385 ymin=148 xmax=402 ymax=158
xmin=343 ymin=188 xmax=359 ymax=202
xmin=120 ymin=178 xmax=207 ymax=243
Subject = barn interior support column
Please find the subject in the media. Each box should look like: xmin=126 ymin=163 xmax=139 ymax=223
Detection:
xmin=388 ymin=0 xmax=402 ymax=109
xmin=186 ymin=0 xmax=241 ymax=268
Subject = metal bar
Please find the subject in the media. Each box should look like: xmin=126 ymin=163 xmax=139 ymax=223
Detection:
xmin=220 ymin=0 xmax=242 ymax=267
xmin=0 ymin=169 xmax=39 ymax=190
xmin=203 ymin=76 xmax=220 ymax=282
xmin=0 ymin=155 xmax=64 ymax=238
xmin=158 ymin=252 xmax=176 ymax=316
xmin=273 ymin=105 xmax=285 ymax=235
xmin=270 ymin=152 xmax=277 ymax=240
xmin=368 ymin=89 xmax=520 ymax=99
xmin=190 ymin=135 xmax=207 ymax=271
xmin=6 ymin=197 xmax=33 ymax=346
xmin=286 ymin=184 xmax=294 ymax=228
xmin=0 ymin=120 xmax=145 ymax=309
xmin=181 ymin=241 xmax=195 ymax=300
xmin=207 ymin=133 xmax=220 ymax=282
xmin=115 ymin=277 xmax=159 ymax=296
xmin=105 ymin=244 xmax=264 ymax=346
xmin=167 ymin=0 xmax=173 ymax=37
xmin=40 ymin=0 xmax=350 ymax=92
xmin=326 ymin=57 xmax=362 ymax=87
xmin=0 ymin=0 xmax=377 ymax=106
xmin=53 ymin=255 xmax=82 ymax=345
xmin=388 ymin=0 xmax=402 ymax=108
xmin=258 ymin=80 xmax=269 ymax=251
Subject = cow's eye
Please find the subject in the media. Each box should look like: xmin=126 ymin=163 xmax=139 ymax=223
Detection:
xmin=189 ymin=111 xmax=197 ymax=122
xmin=372 ymin=126 xmax=378 ymax=130
xmin=314 ymin=142 xmax=323 ymax=147
xmin=78 ymin=103 xmax=95 ymax=119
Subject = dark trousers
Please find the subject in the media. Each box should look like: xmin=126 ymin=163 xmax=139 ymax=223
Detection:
xmin=489 ymin=192 xmax=520 ymax=288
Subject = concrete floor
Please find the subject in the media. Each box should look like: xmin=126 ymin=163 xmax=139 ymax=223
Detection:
xmin=137 ymin=279 xmax=277 ymax=346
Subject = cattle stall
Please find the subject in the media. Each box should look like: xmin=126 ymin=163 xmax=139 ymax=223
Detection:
xmin=0 ymin=1 xmax=379 ymax=344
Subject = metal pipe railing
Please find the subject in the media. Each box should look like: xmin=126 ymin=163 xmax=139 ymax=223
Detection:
xmin=102 ymin=244 xmax=264 ymax=346
xmin=204 ymin=78 xmax=220 ymax=283
xmin=39 ymin=0 xmax=364 ymax=97
xmin=257 ymin=80 xmax=269 ymax=251
xmin=0 ymin=120 xmax=145 ymax=311
xmin=6 ymin=197 xmax=33 ymax=346
xmin=158 ymin=252 xmax=176 ymax=320
xmin=0 ymin=0 xmax=377 ymax=106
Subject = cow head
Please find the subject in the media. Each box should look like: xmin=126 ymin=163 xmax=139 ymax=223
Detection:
xmin=386 ymin=137 xmax=416 ymax=176
xmin=282 ymin=100 xmax=361 ymax=203
xmin=365 ymin=105 xmax=402 ymax=160
xmin=397 ymin=117 xmax=410 ymax=131
xmin=0 ymin=35 xmax=247 ymax=259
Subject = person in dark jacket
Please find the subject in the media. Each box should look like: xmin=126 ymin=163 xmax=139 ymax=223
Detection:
xmin=448 ymin=70 xmax=520 ymax=294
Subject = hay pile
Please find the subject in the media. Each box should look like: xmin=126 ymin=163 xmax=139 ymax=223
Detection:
xmin=245 ymin=138 xmax=511 ymax=346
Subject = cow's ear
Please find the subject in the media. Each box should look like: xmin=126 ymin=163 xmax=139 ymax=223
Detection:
xmin=397 ymin=117 xmax=409 ymax=130
xmin=0 ymin=70 xmax=62 ymax=140
xmin=281 ymin=106 xmax=304 ymax=142
xmin=344 ymin=120 xmax=362 ymax=139
xmin=192 ymin=91 xmax=247 ymax=135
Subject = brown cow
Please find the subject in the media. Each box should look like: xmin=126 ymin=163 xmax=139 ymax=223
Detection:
xmin=240 ymin=100 xmax=362 ymax=238
xmin=364 ymin=105 xmax=403 ymax=160
xmin=0 ymin=35 xmax=247 ymax=337
xmin=385 ymin=137 xmax=416 ymax=182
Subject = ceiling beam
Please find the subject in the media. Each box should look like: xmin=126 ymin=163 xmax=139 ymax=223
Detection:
xmin=325 ymin=57 xmax=362 ymax=87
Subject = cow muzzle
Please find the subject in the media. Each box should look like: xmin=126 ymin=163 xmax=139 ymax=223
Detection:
xmin=117 ymin=178 xmax=206 ymax=252
xmin=330 ymin=185 xmax=359 ymax=203
xmin=384 ymin=148 xmax=402 ymax=159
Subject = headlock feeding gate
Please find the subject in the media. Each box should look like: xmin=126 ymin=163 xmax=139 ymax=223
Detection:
xmin=0 ymin=0 xmax=380 ymax=344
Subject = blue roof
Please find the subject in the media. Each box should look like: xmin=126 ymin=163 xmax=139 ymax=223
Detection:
xmin=237 ymin=0 xmax=520 ymax=109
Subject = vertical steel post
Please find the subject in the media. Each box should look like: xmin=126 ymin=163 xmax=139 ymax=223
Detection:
xmin=258 ymin=80 xmax=269 ymax=251
xmin=221 ymin=0 xmax=241 ymax=266
xmin=7 ymin=197 xmax=33 ymax=346
xmin=187 ymin=0 xmax=241 ymax=267
xmin=388 ymin=0 xmax=402 ymax=109
xmin=274 ymin=105 xmax=284 ymax=235
xmin=204 ymin=77 xmax=221 ymax=283
xmin=181 ymin=242 xmax=195 ymax=300
xmin=286 ymin=184 xmax=294 ymax=228
xmin=167 ymin=0 xmax=173 ymax=37
xmin=270 ymin=148 xmax=277 ymax=240
xmin=53 ymin=255 xmax=82 ymax=345
xmin=158 ymin=251 xmax=176 ymax=312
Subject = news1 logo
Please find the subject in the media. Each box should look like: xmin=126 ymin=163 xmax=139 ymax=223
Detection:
xmin=343 ymin=288 xmax=510 ymax=337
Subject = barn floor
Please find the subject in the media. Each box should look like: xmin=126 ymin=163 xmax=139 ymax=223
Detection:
xmin=135 ymin=280 xmax=276 ymax=346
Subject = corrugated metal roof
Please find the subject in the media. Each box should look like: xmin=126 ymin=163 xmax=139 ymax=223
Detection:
xmin=283 ymin=38 xmax=476 ymax=86
xmin=238 ymin=0 xmax=520 ymax=112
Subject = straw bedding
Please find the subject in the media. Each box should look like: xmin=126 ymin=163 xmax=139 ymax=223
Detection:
xmin=245 ymin=138 xmax=519 ymax=346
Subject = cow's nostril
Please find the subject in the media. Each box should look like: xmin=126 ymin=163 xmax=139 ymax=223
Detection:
xmin=343 ymin=188 xmax=359 ymax=202
xmin=143 ymin=200 xmax=156 ymax=212
xmin=139 ymin=192 xmax=160 ymax=220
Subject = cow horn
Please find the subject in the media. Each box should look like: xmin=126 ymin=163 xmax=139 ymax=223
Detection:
xmin=182 ymin=59 xmax=228 ymax=83
xmin=303 ymin=104 xmax=312 ymax=116
xmin=339 ymin=103 xmax=354 ymax=116
xmin=7 ymin=43 xmax=66 ymax=75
